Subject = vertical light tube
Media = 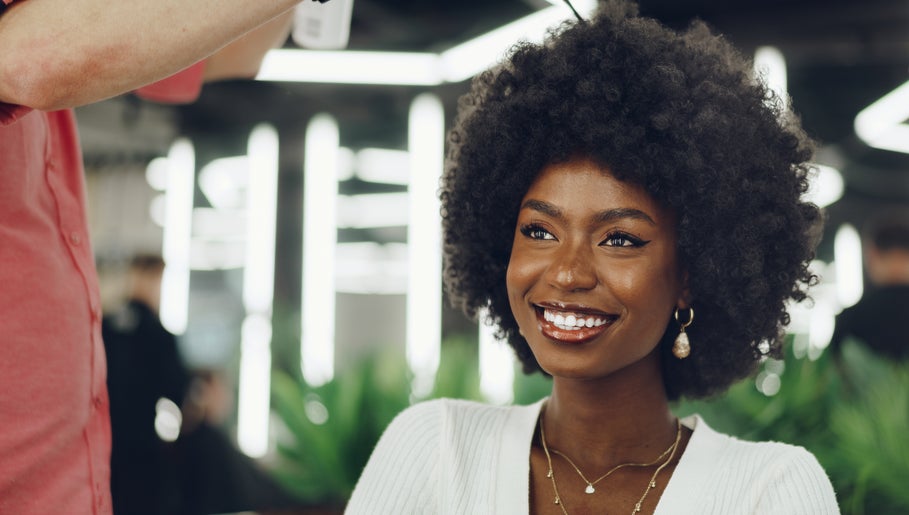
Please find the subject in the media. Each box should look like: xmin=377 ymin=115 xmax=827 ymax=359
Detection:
xmin=754 ymin=46 xmax=787 ymax=109
xmin=834 ymin=224 xmax=864 ymax=309
xmin=406 ymin=94 xmax=444 ymax=398
xmin=237 ymin=315 xmax=273 ymax=457
xmin=479 ymin=310 xmax=515 ymax=405
xmin=237 ymin=124 xmax=279 ymax=458
xmin=302 ymin=114 xmax=339 ymax=386
xmin=160 ymin=138 xmax=195 ymax=335
xmin=243 ymin=125 xmax=280 ymax=314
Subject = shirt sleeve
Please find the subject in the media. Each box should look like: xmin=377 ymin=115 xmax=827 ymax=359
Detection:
xmin=134 ymin=61 xmax=207 ymax=104
xmin=345 ymin=400 xmax=442 ymax=515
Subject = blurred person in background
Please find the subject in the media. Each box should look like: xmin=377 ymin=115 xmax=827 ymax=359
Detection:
xmin=830 ymin=209 xmax=909 ymax=362
xmin=347 ymin=1 xmax=839 ymax=513
xmin=104 ymin=255 xmax=299 ymax=515
xmin=103 ymin=254 xmax=191 ymax=514
xmin=0 ymin=2 xmax=318 ymax=512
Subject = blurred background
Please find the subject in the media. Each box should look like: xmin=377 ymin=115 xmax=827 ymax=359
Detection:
xmin=80 ymin=0 xmax=909 ymax=513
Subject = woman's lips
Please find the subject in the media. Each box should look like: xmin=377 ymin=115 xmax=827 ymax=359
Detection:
xmin=535 ymin=306 xmax=616 ymax=344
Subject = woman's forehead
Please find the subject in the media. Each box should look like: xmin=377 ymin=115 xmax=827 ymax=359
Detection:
xmin=522 ymin=158 xmax=672 ymax=223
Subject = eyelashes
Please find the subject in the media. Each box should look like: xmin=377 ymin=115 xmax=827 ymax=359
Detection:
xmin=519 ymin=223 xmax=651 ymax=248
xmin=519 ymin=224 xmax=556 ymax=240
xmin=601 ymin=231 xmax=650 ymax=248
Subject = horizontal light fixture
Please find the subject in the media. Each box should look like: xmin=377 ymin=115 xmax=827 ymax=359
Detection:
xmin=439 ymin=6 xmax=584 ymax=83
xmin=189 ymin=238 xmax=246 ymax=271
xmin=543 ymin=0 xmax=598 ymax=13
xmin=356 ymin=148 xmax=411 ymax=185
xmin=257 ymin=49 xmax=442 ymax=85
xmin=854 ymin=80 xmax=909 ymax=154
xmin=258 ymin=3 xmax=591 ymax=85
xmin=334 ymin=242 xmax=408 ymax=294
xmin=336 ymin=192 xmax=409 ymax=229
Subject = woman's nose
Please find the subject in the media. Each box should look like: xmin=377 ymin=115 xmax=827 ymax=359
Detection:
xmin=546 ymin=243 xmax=597 ymax=291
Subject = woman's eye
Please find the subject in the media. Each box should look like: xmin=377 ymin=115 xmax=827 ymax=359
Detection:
xmin=520 ymin=224 xmax=555 ymax=240
xmin=601 ymin=232 xmax=647 ymax=247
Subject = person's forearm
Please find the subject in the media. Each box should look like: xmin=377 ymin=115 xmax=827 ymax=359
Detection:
xmin=203 ymin=10 xmax=294 ymax=82
xmin=0 ymin=0 xmax=301 ymax=110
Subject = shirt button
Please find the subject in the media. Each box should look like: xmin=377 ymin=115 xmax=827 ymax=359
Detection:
xmin=70 ymin=232 xmax=82 ymax=245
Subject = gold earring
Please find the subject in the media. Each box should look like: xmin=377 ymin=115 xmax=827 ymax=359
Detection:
xmin=672 ymin=307 xmax=694 ymax=359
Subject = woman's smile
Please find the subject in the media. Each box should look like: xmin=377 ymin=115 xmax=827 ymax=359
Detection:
xmin=534 ymin=304 xmax=617 ymax=344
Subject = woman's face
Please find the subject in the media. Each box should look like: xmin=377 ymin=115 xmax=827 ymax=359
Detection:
xmin=506 ymin=158 xmax=687 ymax=381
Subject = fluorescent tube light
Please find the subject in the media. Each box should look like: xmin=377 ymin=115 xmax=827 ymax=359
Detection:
xmin=854 ymin=80 xmax=909 ymax=153
xmin=302 ymin=114 xmax=340 ymax=387
xmin=257 ymin=49 xmax=442 ymax=85
xmin=406 ymin=94 xmax=444 ymax=398
xmin=160 ymin=139 xmax=195 ymax=335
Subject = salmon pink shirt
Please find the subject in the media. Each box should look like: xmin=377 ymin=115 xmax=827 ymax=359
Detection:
xmin=0 ymin=3 xmax=204 ymax=510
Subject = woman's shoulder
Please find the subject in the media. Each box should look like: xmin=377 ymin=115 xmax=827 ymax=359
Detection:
xmin=676 ymin=415 xmax=839 ymax=513
xmin=687 ymin=415 xmax=822 ymax=466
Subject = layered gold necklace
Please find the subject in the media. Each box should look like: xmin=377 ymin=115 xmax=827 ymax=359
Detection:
xmin=538 ymin=413 xmax=682 ymax=515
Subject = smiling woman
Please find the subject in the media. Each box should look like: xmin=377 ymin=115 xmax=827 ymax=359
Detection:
xmin=345 ymin=1 xmax=839 ymax=514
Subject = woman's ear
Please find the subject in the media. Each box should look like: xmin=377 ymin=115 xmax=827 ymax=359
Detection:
xmin=676 ymin=270 xmax=692 ymax=309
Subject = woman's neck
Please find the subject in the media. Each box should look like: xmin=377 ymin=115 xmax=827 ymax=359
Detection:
xmin=541 ymin=360 xmax=677 ymax=472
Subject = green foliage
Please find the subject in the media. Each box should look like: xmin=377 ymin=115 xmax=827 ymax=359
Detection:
xmin=676 ymin=342 xmax=909 ymax=514
xmin=513 ymin=365 xmax=552 ymax=405
xmin=270 ymin=336 xmax=488 ymax=505
xmin=270 ymin=348 xmax=412 ymax=505
xmin=429 ymin=334 xmax=482 ymax=401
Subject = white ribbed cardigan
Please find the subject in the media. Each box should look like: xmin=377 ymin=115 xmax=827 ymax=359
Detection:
xmin=345 ymin=398 xmax=840 ymax=514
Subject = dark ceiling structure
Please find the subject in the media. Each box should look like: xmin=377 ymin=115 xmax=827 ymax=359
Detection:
xmin=76 ymin=0 xmax=909 ymax=260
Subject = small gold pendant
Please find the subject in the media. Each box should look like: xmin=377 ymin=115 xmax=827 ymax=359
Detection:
xmin=585 ymin=484 xmax=595 ymax=494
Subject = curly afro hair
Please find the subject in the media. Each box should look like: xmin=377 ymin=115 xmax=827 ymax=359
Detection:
xmin=440 ymin=1 xmax=821 ymax=400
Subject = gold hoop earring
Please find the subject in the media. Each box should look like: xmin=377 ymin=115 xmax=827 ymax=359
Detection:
xmin=672 ymin=307 xmax=694 ymax=359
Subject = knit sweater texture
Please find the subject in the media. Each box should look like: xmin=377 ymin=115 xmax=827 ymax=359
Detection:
xmin=346 ymin=398 xmax=839 ymax=514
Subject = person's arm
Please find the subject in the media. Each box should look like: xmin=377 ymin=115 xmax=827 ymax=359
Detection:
xmin=132 ymin=10 xmax=294 ymax=104
xmin=0 ymin=0 xmax=302 ymax=111
xmin=203 ymin=9 xmax=294 ymax=82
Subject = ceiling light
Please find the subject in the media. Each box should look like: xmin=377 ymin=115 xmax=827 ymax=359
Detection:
xmin=439 ymin=6 xmax=585 ymax=83
xmin=257 ymin=49 xmax=442 ymax=85
xmin=854 ymin=80 xmax=909 ymax=154
xmin=804 ymin=164 xmax=844 ymax=208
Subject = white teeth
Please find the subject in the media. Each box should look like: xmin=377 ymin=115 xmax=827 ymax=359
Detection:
xmin=542 ymin=308 xmax=609 ymax=330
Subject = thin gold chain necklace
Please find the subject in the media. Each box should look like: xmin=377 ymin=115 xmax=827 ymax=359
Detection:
xmin=549 ymin=440 xmax=674 ymax=494
xmin=539 ymin=413 xmax=682 ymax=515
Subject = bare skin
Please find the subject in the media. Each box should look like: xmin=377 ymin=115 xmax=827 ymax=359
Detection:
xmin=0 ymin=0 xmax=301 ymax=110
xmin=506 ymin=157 xmax=693 ymax=514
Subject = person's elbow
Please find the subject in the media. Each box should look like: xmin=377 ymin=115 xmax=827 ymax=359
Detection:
xmin=0 ymin=53 xmax=86 ymax=111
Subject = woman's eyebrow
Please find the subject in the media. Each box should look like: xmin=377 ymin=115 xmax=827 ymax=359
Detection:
xmin=521 ymin=199 xmax=655 ymax=226
xmin=593 ymin=207 xmax=656 ymax=225
xmin=520 ymin=199 xmax=562 ymax=218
